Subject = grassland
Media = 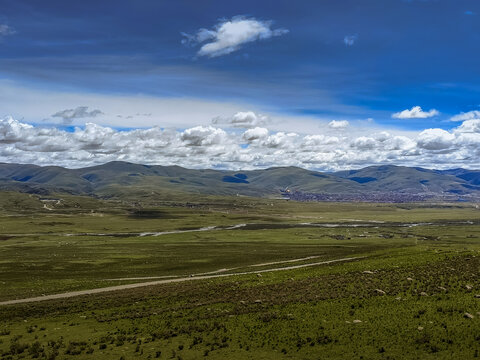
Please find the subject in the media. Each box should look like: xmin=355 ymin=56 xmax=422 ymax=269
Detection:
xmin=0 ymin=192 xmax=479 ymax=359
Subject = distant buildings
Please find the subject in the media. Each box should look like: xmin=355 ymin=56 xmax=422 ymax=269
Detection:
xmin=284 ymin=190 xmax=479 ymax=203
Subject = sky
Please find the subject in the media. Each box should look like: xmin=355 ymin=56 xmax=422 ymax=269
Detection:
xmin=0 ymin=0 xmax=479 ymax=170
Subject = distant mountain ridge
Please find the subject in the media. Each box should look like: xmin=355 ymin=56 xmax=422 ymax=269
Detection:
xmin=0 ymin=161 xmax=479 ymax=201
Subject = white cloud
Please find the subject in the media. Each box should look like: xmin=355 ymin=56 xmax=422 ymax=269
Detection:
xmin=242 ymin=127 xmax=269 ymax=142
xmin=450 ymin=110 xmax=480 ymax=122
xmin=454 ymin=119 xmax=480 ymax=134
xmin=351 ymin=136 xmax=377 ymax=150
xmin=328 ymin=120 xmax=349 ymax=129
xmin=73 ymin=123 xmax=118 ymax=151
xmin=386 ymin=135 xmax=416 ymax=151
xmin=417 ymin=129 xmax=455 ymax=150
xmin=212 ymin=111 xmax=269 ymax=128
xmin=52 ymin=106 xmax=104 ymax=124
xmin=262 ymin=132 xmax=298 ymax=149
xmin=375 ymin=131 xmax=390 ymax=142
xmin=303 ymin=135 xmax=339 ymax=147
xmin=182 ymin=16 xmax=288 ymax=57
xmin=392 ymin=106 xmax=440 ymax=119
xmin=181 ymin=126 xmax=228 ymax=147
xmin=0 ymin=116 xmax=34 ymax=144
xmin=0 ymin=24 xmax=15 ymax=37
xmin=344 ymin=35 xmax=358 ymax=46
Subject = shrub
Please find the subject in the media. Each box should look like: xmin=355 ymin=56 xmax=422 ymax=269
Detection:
xmin=28 ymin=341 xmax=44 ymax=358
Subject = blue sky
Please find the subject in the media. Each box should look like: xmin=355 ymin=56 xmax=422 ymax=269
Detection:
xmin=0 ymin=0 xmax=479 ymax=169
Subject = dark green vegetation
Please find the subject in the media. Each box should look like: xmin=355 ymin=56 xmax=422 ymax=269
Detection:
xmin=0 ymin=191 xmax=479 ymax=359
xmin=1 ymin=161 xmax=480 ymax=199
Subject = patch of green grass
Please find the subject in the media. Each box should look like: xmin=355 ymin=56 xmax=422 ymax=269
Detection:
xmin=1 ymin=251 xmax=479 ymax=359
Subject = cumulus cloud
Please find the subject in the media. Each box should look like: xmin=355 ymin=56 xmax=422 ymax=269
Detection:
xmin=0 ymin=24 xmax=15 ymax=37
xmin=180 ymin=126 xmax=228 ymax=147
xmin=0 ymin=116 xmax=34 ymax=144
xmin=52 ymin=106 xmax=104 ymax=124
xmin=351 ymin=136 xmax=377 ymax=150
xmin=392 ymin=106 xmax=439 ymax=119
xmin=417 ymin=129 xmax=455 ymax=150
xmin=182 ymin=16 xmax=288 ymax=57
xmin=262 ymin=132 xmax=299 ymax=149
xmin=303 ymin=135 xmax=339 ymax=147
xmin=328 ymin=120 xmax=349 ymax=129
xmin=386 ymin=136 xmax=416 ymax=151
xmin=343 ymin=35 xmax=358 ymax=46
xmin=242 ymin=127 xmax=269 ymax=142
xmin=212 ymin=111 xmax=269 ymax=128
xmin=450 ymin=110 xmax=480 ymax=122
xmin=454 ymin=119 xmax=480 ymax=134
xmin=1 ymin=116 xmax=479 ymax=171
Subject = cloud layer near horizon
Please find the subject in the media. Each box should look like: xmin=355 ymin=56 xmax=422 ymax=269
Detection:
xmin=1 ymin=116 xmax=479 ymax=171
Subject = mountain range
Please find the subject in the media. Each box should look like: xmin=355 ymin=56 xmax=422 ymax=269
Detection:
xmin=0 ymin=161 xmax=479 ymax=202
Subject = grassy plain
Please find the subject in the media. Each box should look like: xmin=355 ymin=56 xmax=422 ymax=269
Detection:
xmin=0 ymin=192 xmax=479 ymax=359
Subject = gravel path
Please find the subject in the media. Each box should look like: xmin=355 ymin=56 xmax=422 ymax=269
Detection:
xmin=0 ymin=256 xmax=362 ymax=306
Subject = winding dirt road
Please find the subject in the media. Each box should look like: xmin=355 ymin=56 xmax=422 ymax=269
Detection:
xmin=0 ymin=256 xmax=362 ymax=306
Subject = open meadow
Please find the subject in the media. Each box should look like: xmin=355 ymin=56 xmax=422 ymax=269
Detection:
xmin=0 ymin=193 xmax=479 ymax=359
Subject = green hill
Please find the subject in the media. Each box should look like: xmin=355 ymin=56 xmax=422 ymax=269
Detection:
xmin=0 ymin=162 xmax=479 ymax=200
xmin=333 ymin=165 xmax=480 ymax=194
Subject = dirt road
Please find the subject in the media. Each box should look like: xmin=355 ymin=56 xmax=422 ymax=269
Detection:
xmin=0 ymin=256 xmax=361 ymax=306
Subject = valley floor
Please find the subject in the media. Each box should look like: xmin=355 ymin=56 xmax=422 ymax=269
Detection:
xmin=0 ymin=195 xmax=479 ymax=359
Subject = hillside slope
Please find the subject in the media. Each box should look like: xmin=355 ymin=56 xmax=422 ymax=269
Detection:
xmin=334 ymin=165 xmax=480 ymax=194
xmin=0 ymin=162 xmax=479 ymax=200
